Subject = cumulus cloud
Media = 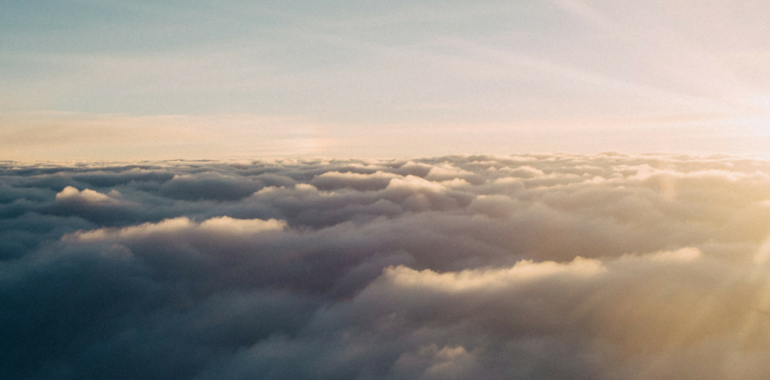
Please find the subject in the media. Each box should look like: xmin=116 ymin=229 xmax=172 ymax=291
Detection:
xmin=68 ymin=216 xmax=286 ymax=242
xmin=55 ymin=186 xmax=124 ymax=205
xmin=2 ymin=154 xmax=770 ymax=379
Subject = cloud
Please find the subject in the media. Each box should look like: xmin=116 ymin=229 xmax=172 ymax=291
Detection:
xmin=381 ymin=257 xmax=605 ymax=293
xmin=386 ymin=175 xmax=447 ymax=192
xmin=2 ymin=154 xmax=770 ymax=379
xmin=68 ymin=216 xmax=286 ymax=242
xmin=159 ymin=172 xmax=264 ymax=201
xmin=55 ymin=186 xmax=124 ymax=205
xmin=311 ymin=171 xmax=398 ymax=191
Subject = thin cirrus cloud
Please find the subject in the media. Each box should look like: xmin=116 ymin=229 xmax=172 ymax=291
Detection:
xmin=2 ymin=154 xmax=770 ymax=379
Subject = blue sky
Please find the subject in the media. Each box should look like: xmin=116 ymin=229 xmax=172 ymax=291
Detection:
xmin=2 ymin=0 xmax=770 ymax=160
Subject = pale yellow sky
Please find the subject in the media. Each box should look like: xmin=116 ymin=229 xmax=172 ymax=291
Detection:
xmin=2 ymin=0 xmax=769 ymax=160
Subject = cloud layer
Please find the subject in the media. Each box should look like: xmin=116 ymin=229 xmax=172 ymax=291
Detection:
xmin=3 ymin=154 xmax=770 ymax=379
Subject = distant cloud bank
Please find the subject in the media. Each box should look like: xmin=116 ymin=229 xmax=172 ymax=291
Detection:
xmin=2 ymin=154 xmax=770 ymax=379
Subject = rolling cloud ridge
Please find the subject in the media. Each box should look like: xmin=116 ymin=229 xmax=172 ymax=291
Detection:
xmin=2 ymin=154 xmax=770 ymax=379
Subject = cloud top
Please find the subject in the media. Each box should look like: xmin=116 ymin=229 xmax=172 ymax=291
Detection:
xmin=2 ymin=154 xmax=770 ymax=379
xmin=55 ymin=186 xmax=124 ymax=205
xmin=69 ymin=216 xmax=286 ymax=242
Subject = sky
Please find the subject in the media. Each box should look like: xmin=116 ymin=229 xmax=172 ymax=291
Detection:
xmin=2 ymin=0 xmax=770 ymax=159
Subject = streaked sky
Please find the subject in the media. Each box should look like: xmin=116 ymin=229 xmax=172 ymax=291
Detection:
xmin=2 ymin=0 xmax=769 ymax=160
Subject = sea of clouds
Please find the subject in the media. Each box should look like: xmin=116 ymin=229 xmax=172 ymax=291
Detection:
xmin=3 ymin=153 xmax=770 ymax=379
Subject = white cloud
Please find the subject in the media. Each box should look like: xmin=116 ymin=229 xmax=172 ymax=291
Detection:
xmin=55 ymin=186 xmax=124 ymax=205
xmin=382 ymin=257 xmax=605 ymax=293
xmin=199 ymin=216 xmax=287 ymax=234
xmin=68 ymin=216 xmax=286 ymax=242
